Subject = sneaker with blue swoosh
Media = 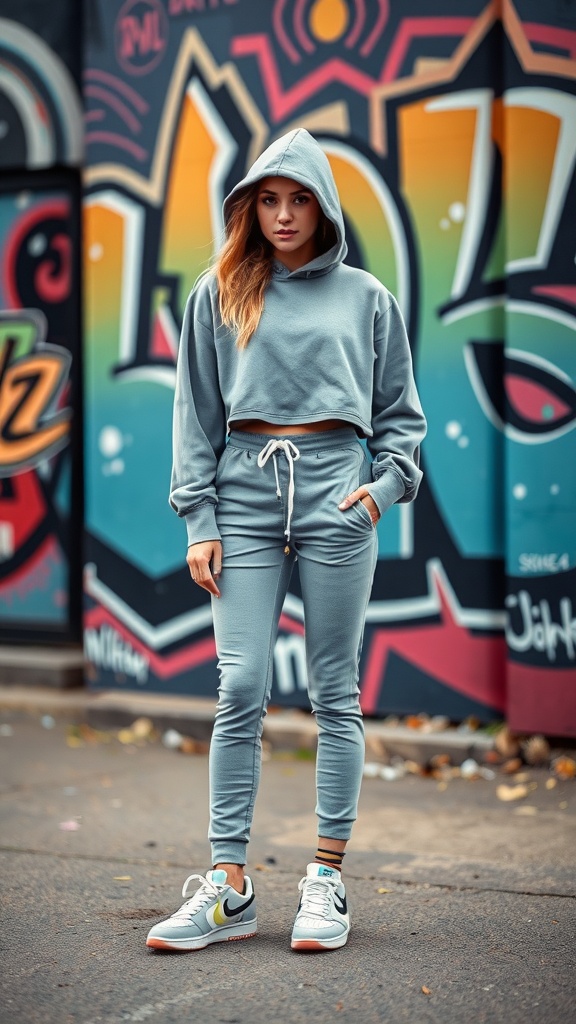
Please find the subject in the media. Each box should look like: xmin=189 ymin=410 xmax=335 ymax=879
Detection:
xmin=146 ymin=870 xmax=257 ymax=951
xmin=291 ymin=863 xmax=350 ymax=951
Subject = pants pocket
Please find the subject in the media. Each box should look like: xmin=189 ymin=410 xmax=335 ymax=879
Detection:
xmin=350 ymin=499 xmax=375 ymax=528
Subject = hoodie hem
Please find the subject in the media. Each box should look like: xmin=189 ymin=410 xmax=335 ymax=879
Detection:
xmin=228 ymin=411 xmax=372 ymax=435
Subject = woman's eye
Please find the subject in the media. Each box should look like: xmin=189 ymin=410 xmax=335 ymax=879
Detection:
xmin=261 ymin=196 xmax=275 ymax=206
xmin=294 ymin=195 xmax=309 ymax=204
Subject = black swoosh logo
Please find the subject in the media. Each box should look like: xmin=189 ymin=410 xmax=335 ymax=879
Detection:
xmin=222 ymin=893 xmax=255 ymax=918
xmin=333 ymin=894 xmax=347 ymax=916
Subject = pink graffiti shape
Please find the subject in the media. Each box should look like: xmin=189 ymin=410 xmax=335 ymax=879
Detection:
xmin=85 ymin=132 xmax=148 ymax=161
xmin=524 ymin=22 xmax=576 ymax=59
xmin=273 ymin=0 xmax=301 ymax=63
xmin=231 ymin=34 xmax=382 ymax=121
xmin=35 ymin=234 xmax=71 ymax=304
xmin=84 ymin=68 xmax=150 ymax=113
xmin=359 ymin=0 xmax=389 ymax=57
xmin=382 ymin=16 xmax=474 ymax=83
xmin=84 ymin=85 xmax=142 ymax=133
xmin=360 ymin=571 xmax=507 ymax=715
xmin=505 ymin=376 xmax=572 ymax=424
xmin=3 ymin=199 xmax=69 ymax=309
xmin=85 ymin=110 xmax=106 ymax=123
xmin=279 ymin=612 xmax=305 ymax=636
xmin=345 ymin=0 xmax=366 ymax=50
xmin=533 ymin=285 xmax=576 ymax=308
xmin=294 ymin=0 xmax=315 ymax=55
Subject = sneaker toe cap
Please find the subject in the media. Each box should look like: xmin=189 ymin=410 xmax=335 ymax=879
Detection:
xmin=147 ymin=919 xmax=203 ymax=942
xmin=292 ymin=917 xmax=346 ymax=940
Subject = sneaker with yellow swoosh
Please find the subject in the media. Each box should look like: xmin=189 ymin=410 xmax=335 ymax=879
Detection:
xmin=146 ymin=870 xmax=257 ymax=951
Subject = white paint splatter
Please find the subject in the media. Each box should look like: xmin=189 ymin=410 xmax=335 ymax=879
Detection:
xmin=99 ymin=426 xmax=123 ymax=458
xmin=513 ymin=484 xmax=527 ymax=500
xmin=445 ymin=421 xmax=462 ymax=439
xmin=550 ymin=484 xmax=560 ymax=495
xmin=89 ymin=243 xmax=104 ymax=261
xmin=28 ymin=233 xmax=46 ymax=257
xmin=449 ymin=201 xmax=465 ymax=223
xmin=457 ymin=436 xmax=469 ymax=448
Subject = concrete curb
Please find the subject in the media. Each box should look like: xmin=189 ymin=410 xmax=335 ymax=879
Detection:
xmin=0 ymin=684 xmax=495 ymax=764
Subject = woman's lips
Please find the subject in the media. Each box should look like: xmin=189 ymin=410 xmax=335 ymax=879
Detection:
xmin=275 ymin=230 xmax=296 ymax=236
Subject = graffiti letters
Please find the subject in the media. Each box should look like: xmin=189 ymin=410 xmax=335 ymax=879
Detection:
xmin=0 ymin=325 xmax=71 ymax=478
xmin=506 ymin=590 xmax=576 ymax=662
xmin=115 ymin=0 xmax=168 ymax=76
xmin=84 ymin=624 xmax=150 ymax=684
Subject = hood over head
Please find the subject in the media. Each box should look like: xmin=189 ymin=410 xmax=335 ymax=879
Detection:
xmin=222 ymin=128 xmax=347 ymax=276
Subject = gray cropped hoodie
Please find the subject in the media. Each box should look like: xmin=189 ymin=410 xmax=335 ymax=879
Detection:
xmin=170 ymin=129 xmax=427 ymax=546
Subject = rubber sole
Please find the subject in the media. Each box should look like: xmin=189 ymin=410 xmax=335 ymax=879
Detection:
xmin=146 ymin=922 xmax=257 ymax=952
xmin=291 ymin=933 xmax=349 ymax=952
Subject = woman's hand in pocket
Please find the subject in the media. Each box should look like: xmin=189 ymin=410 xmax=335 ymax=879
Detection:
xmin=338 ymin=487 xmax=380 ymax=525
xmin=186 ymin=541 xmax=223 ymax=598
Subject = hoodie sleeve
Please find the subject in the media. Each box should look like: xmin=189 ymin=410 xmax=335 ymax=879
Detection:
xmin=365 ymin=294 xmax=427 ymax=518
xmin=169 ymin=277 xmax=227 ymax=546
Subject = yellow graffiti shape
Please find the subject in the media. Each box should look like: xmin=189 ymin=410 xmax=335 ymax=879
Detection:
xmin=310 ymin=0 xmax=349 ymax=43
xmin=0 ymin=343 xmax=71 ymax=475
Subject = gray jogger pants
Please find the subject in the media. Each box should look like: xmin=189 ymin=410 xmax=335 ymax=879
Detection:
xmin=209 ymin=428 xmax=378 ymax=866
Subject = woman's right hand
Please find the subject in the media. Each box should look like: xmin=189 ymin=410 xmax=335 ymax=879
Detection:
xmin=186 ymin=541 xmax=223 ymax=598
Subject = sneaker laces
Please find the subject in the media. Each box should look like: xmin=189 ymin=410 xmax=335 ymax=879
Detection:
xmin=170 ymin=873 xmax=223 ymax=923
xmin=297 ymin=876 xmax=338 ymax=920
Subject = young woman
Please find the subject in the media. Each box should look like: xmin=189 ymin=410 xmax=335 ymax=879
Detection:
xmin=146 ymin=129 xmax=426 ymax=953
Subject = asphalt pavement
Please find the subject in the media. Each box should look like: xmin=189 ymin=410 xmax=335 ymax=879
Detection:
xmin=1 ymin=711 xmax=574 ymax=1024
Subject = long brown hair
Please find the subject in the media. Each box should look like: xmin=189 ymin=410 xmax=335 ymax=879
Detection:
xmin=215 ymin=182 xmax=337 ymax=349
xmin=215 ymin=184 xmax=272 ymax=351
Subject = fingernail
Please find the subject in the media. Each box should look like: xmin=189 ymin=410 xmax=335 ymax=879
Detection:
xmin=338 ymin=501 xmax=347 ymax=509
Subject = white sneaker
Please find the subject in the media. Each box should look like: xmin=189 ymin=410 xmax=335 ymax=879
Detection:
xmin=146 ymin=870 xmax=257 ymax=951
xmin=291 ymin=863 xmax=350 ymax=951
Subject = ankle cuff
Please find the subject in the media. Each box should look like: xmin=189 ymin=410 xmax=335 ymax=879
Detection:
xmin=210 ymin=840 xmax=247 ymax=865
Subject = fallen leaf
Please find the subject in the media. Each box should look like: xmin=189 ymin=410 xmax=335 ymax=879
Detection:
xmin=513 ymin=805 xmax=538 ymax=816
xmin=113 ymin=876 xmax=132 ymax=881
xmin=377 ymin=887 xmax=391 ymax=894
xmin=502 ymin=757 xmax=523 ymax=774
xmin=545 ymin=778 xmax=557 ymax=790
xmin=335 ymin=1002 xmax=344 ymax=1011
xmin=512 ymin=772 xmax=531 ymax=783
xmin=496 ymin=783 xmax=529 ymax=802
xmin=553 ymin=756 xmax=576 ymax=780
xmin=131 ymin=717 xmax=155 ymax=739
xmin=494 ymin=725 xmax=520 ymax=759
xmin=522 ymin=735 xmax=550 ymax=766
xmin=421 ymin=985 xmax=432 ymax=995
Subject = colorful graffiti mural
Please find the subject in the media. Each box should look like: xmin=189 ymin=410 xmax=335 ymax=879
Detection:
xmin=83 ymin=0 xmax=576 ymax=734
xmin=0 ymin=182 xmax=82 ymax=637
xmin=0 ymin=1 xmax=83 ymax=639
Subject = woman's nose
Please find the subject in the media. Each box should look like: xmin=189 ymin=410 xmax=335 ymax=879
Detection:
xmin=277 ymin=204 xmax=293 ymax=222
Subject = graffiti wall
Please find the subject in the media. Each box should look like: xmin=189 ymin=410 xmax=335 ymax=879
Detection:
xmin=83 ymin=0 xmax=576 ymax=735
xmin=0 ymin=3 xmax=83 ymax=640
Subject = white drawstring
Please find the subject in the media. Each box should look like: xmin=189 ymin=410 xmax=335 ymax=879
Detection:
xmin=257 ymin=439 xmax=301 ymax=543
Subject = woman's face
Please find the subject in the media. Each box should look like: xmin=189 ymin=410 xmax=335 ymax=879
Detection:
xmin=255 ymin=175 xmax=322 ymax=270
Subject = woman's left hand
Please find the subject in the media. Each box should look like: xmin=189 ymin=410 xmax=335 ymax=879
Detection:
xmin=338 ymin=487 xmax=381 ymax=525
